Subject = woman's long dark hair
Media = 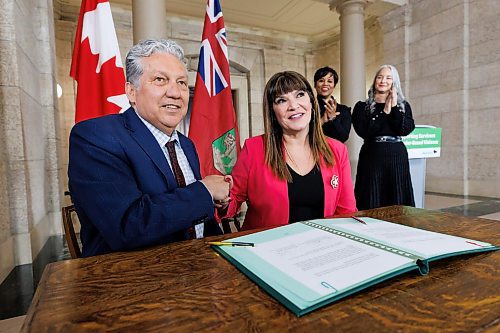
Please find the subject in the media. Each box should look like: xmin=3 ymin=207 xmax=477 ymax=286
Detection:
xmin=263 ymin=71 xmax=334 ymax=181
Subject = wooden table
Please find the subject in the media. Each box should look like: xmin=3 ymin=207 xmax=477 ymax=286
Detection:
xmin=22 ymin=206 xmax=500 ymax=332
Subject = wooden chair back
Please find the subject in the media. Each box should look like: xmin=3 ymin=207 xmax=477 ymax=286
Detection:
xmin=62 ymin=204 xmax=82 ymax=258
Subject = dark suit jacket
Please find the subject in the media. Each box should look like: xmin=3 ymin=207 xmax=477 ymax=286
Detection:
xmin=68 ymin=107 xmax=219 ymax=257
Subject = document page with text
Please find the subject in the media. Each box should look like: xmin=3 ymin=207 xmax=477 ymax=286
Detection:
xmin=249 ymin=228 xmax=414 ymax=296
xmin=214 ymin=219 xmax=497 ymax=315
xmin=316 ymin=218 xmax=494 ymax=258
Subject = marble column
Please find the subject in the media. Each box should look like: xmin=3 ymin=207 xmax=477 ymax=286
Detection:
xmin=330 ymin=0 xmax=372 ymax=179
xmin=132 ymin=0 xmax=168 ymax=43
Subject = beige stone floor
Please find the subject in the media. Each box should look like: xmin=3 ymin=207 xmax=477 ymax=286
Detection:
xmin=424 ymin=194 xmax=480 ymax=210
xmin=424 ymin=193 xmax=500 ymax=221
xmin=478 ymin=211 xmax=500 ymax=221
xmin=0 ymin=315 xmax=25 ymax=333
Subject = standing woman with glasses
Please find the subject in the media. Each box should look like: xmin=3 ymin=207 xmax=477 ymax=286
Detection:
xmin=352 ymin=65 xmax=415 ymax=210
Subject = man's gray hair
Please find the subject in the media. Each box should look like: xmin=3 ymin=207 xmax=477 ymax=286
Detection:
xmin=125 ymin=39 xmax=187 ymax=87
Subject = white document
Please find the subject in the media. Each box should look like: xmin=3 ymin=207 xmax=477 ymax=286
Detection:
xmin=325 ymin=218 xmax=493 ymax=258
xmin=249 ymin=228 xmax=413 ymax=296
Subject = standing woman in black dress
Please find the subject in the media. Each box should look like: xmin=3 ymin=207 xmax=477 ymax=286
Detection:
xmin=352 ymin=64 xmax=415 ymax=210
xmin=314 ymin=67 xmax=352 ymax=143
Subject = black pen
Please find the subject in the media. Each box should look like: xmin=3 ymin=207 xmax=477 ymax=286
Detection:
xmin=350 ymin=215 xmax=367 ymax=225
xmin=206 ymin=241 xmax=254 ymax=247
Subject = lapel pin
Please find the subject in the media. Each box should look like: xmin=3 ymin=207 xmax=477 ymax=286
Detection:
xmin=330 ymin=175 xmax=339 ymax=189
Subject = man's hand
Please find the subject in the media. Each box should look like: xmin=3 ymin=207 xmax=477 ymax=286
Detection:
xmin=201 ymin=175 xmax=231 ymax=201
xmin=215 ymin=175 xmax=233 ymax=209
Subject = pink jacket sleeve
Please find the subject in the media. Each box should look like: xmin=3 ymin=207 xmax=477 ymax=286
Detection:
xmin=332 ymin=141 xmax=357 ymax=215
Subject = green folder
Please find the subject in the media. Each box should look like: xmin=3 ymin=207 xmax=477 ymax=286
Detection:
xmin=212 ymin=217 xmax=498 ymax=317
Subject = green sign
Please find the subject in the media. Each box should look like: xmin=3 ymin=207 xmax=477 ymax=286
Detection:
xmin=402 ymin=127 xmax=442 ymax=159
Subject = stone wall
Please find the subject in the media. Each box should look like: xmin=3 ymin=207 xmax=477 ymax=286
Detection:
xmin=406 ymin=0 xmax=469 ymax=195
xmin=467 ymin=0 xmax=500 ymax=197
xmin=378 ymin=0 xmax=500 ymax=197
xmin=0 ymin=0 xmax=62 ymax=283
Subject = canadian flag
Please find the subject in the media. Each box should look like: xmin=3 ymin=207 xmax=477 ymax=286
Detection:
xmin=70 ymin=0 xmax=129 ymax=123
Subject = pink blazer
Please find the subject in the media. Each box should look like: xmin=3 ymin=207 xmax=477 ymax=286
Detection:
xmin=223 ymin=135 xmax=357 ymax=231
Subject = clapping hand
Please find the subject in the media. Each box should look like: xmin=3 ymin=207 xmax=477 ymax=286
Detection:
xmin=383 ymin=86 xmax=398 ymax=114
xmin=321 ymin=97 xmax=340 ymax=123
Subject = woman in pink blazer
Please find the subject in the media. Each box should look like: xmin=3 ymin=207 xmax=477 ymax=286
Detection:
xmin=219 ymin=71 xmax=356 ymax=231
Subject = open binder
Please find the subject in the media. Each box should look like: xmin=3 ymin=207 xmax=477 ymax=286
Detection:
xmin=212 ymin=217 xmax=498 ymax=316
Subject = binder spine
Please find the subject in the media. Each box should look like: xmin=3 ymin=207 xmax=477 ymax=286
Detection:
xmin=303 ymin=221 xmax=421 ymax=261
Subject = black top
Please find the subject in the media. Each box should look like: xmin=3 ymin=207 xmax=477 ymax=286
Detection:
xmin=351 ymin=100 xmax=416 ymax=210
xmin=287 ymin=165 xmax=324 ymax=223
xmin=318 ymin=96 xmax=352 ymax=143
xmin=351 ymin=101 xmax=415 ymax=139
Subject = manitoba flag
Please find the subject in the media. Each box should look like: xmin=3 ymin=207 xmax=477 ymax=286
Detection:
xmin=70 ymin=0 xmax=129 ymax=123
xmin=189 ymin=0 xmax=240 ymax=177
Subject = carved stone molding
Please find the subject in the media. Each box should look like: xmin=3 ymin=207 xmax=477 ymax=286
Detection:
xmin=329 ymin=0 xmax=374 ymax=15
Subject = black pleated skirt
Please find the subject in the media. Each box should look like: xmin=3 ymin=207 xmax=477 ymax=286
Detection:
xmin=354 ymin=141 xmax=415 ymax=210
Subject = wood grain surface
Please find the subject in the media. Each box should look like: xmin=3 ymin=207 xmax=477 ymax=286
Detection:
xmin=21 ymin=206 xmax=500 ymax=332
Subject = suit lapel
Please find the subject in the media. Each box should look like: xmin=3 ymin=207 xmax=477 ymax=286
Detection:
xmin=123 ymin=108 xmax=177 ymax=188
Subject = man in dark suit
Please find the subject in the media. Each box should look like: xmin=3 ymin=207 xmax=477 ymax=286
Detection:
xmin=68 ymin=39 xmax=231 ymax=257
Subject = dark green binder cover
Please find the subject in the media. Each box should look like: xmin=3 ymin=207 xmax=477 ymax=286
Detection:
xmin=212 ymin=217 xmax=498 ymax=316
